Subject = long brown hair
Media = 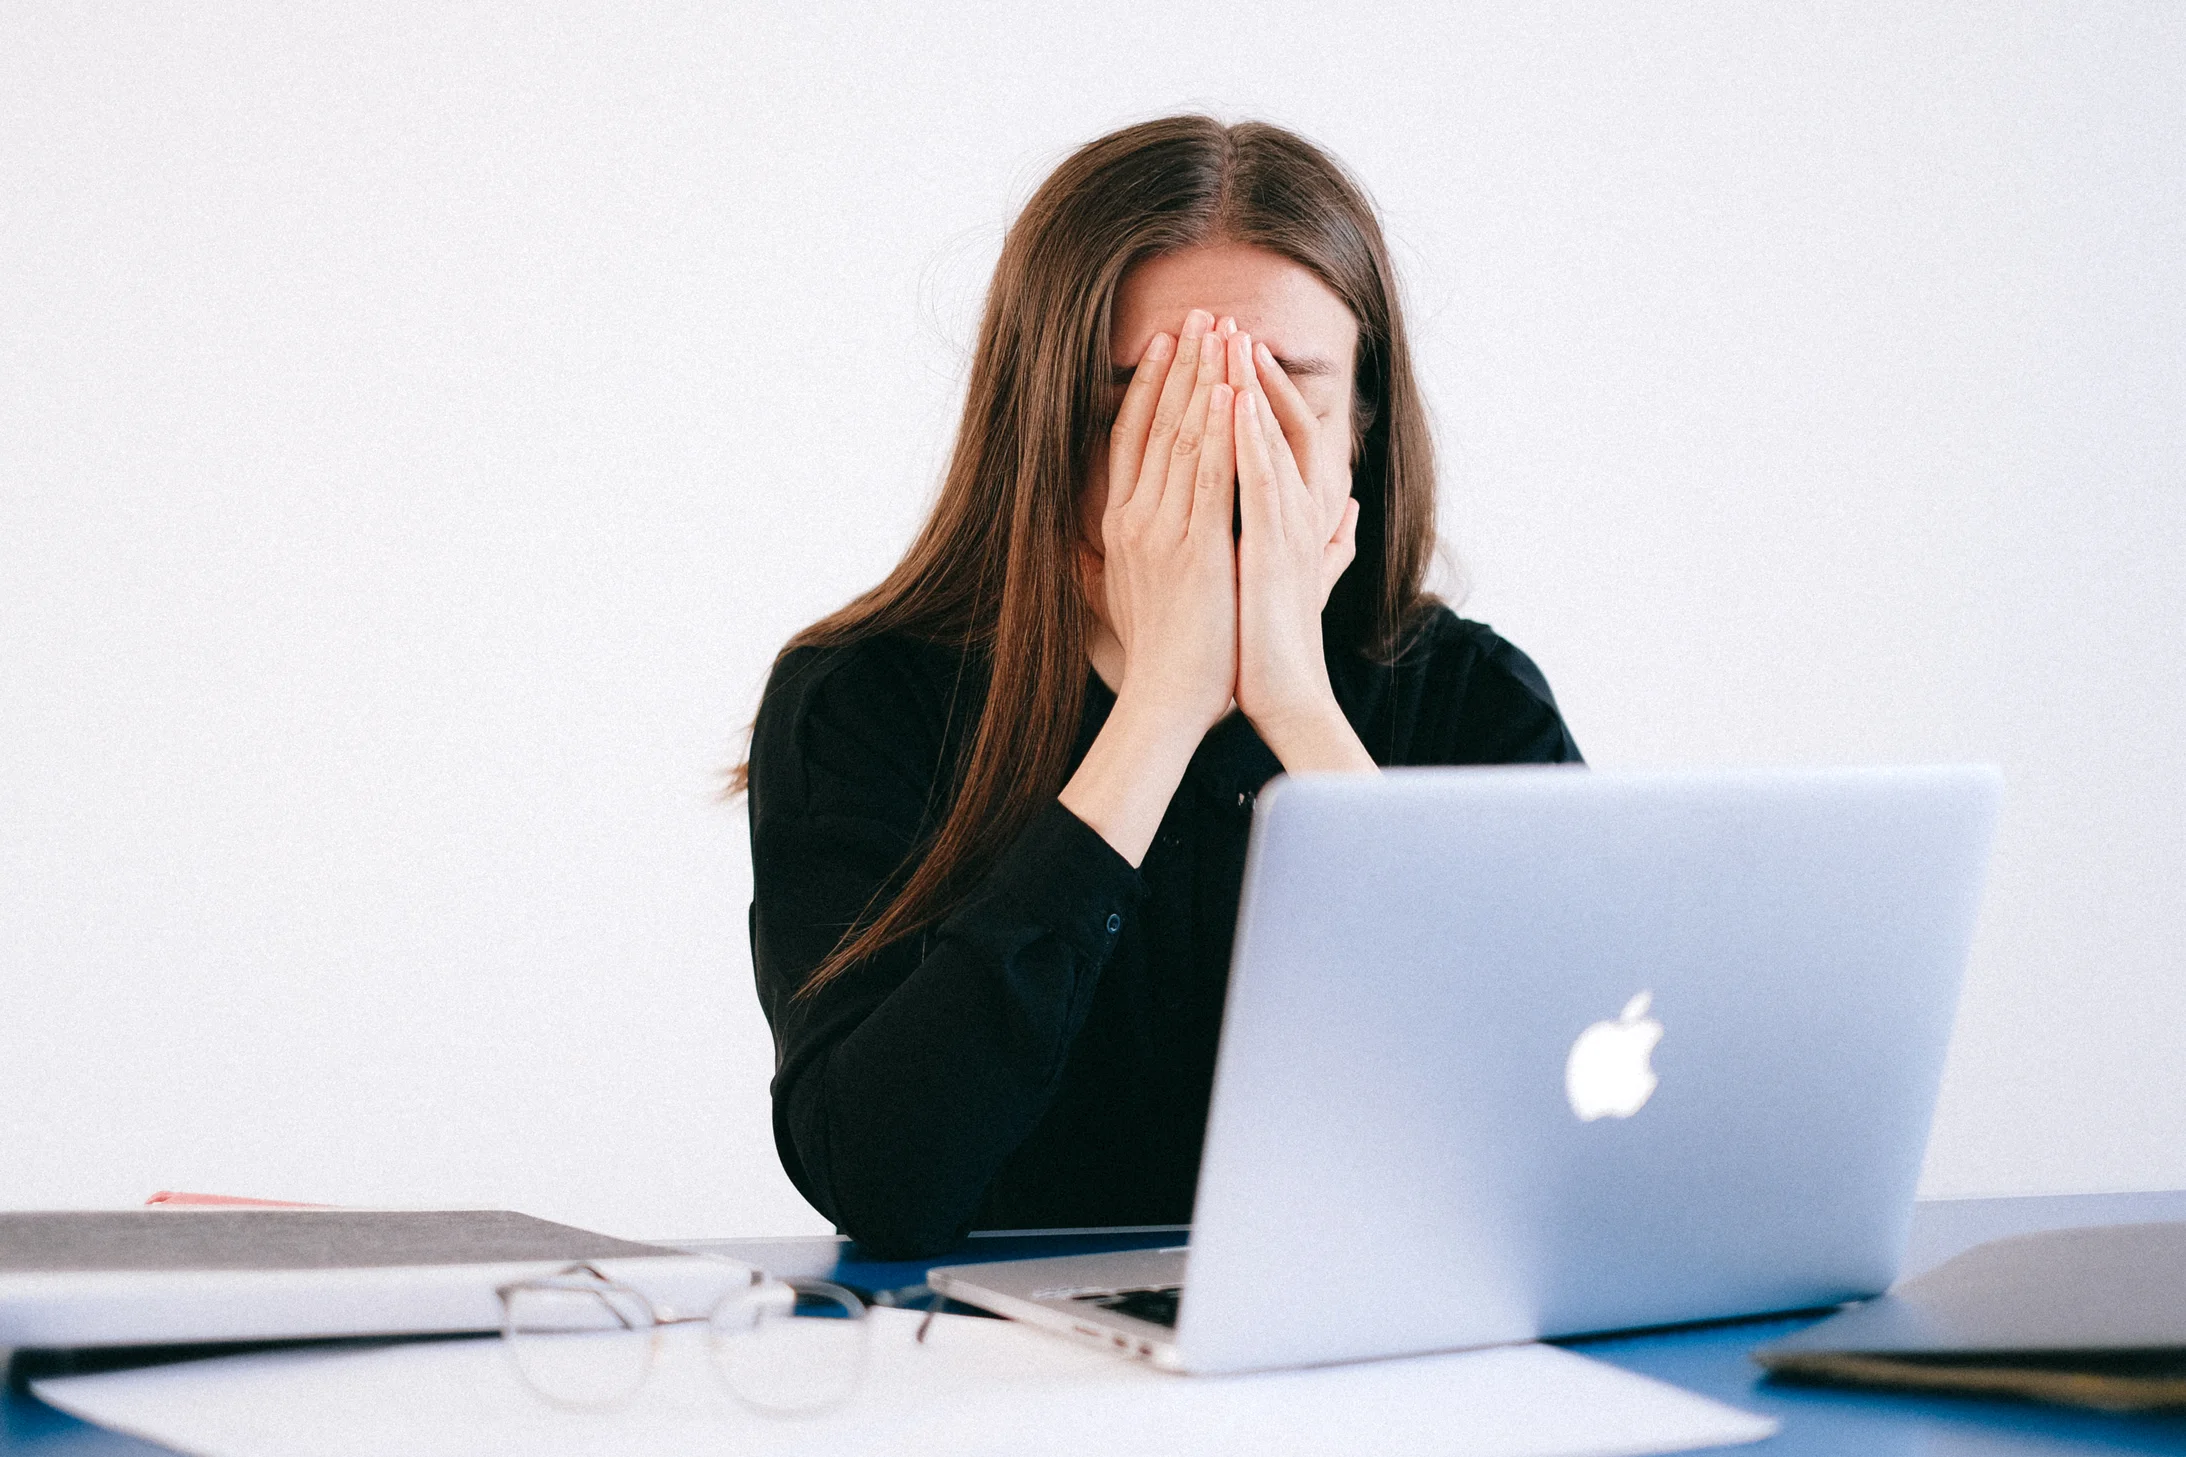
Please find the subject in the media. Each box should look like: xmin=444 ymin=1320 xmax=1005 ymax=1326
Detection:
xmin=732 ymin=114 xmax=1441 ymax=997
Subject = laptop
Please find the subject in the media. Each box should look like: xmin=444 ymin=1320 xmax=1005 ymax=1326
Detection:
xmin=930 ymin=764 xmax=2001 ymax=1374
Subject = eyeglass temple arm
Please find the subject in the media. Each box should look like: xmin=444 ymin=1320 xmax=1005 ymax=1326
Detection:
xmin=916 ymin=1288 xmax=944 ymax=1344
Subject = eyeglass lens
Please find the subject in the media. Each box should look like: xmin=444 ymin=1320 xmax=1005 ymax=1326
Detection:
xmin=504 ymin=1274 xmax=869 ymax=1415
xmin=710 ymin=1279 xmax=868 ymax=1415
xmin=503 ymin=1282 xmax=657 ymax=1408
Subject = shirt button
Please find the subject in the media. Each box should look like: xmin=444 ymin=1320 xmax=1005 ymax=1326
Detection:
xmin=1106 ymin=913 xmax=1122 ymax=934
xmin=1235 ymin=791 xmax=1252 ymax=808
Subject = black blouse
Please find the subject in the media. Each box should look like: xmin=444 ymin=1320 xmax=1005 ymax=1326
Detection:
xmin=746 ymin=606 xmax=1582 ymax=1258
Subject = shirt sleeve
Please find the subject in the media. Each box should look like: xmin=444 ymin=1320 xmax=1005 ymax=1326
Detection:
xmin=746 ymin=643 xmax=1144 ymax=1258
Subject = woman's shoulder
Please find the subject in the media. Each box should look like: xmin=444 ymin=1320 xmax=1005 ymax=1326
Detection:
xmin=1397 ymin=605 xmax=1563 ymax=704
xmin=1362 ymin=602 xmax=1581 ymax=764
xmin=750 ymin=630 xmax=983 ymax=813
xmin=759 ymin=629 xmax=974 ymax=721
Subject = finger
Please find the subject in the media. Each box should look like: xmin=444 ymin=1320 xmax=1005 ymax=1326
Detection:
xmin=1136 ymin=309 xmax=1215 ymax=509
xmin=1156 ymin=326 xmax=1226 ymax=529
xmin=1103 ymin=330 xmax=1175 ymax=512
xmin=1253 ymin=340 xmax=1318 ymax=458
xmin=1227 ymin=326 xmax=1255 ymax=395
xmin=1251 ymin=340 xmax=1323 ymax=519
xmin=1241 ymin=335 xmax=1312 ymax=530
xmin=1235 ymin=388 xmax=1282 ymax=543
xmin=1189 ymin=382 xmax=1235 ymax=539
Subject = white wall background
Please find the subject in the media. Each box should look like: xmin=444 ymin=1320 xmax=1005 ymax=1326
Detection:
xmin=3 ymin=4 xmax=2180 ymax=1240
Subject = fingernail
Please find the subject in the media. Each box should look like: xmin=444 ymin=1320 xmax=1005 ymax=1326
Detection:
xmin=1256 ymin=341 xmax=1275 ymax=366
xmin=1146 ymin=332 xmax=1173 ymax=361
xmin=1184 ymin=309 xmax=1212 ymax=334
xmin=1237 ymin=332 xmax=1253 ymax=363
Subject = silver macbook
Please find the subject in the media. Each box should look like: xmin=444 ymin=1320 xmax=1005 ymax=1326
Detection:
xmin=930 ymin=764 xmax=2001 ymax=1374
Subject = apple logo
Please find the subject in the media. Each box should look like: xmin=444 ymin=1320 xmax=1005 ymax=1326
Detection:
xmin=1564 ymin=991 xmax=1664 ymax=1121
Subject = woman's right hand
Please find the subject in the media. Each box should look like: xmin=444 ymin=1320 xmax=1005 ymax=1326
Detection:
xmin=1061 ymin=308 xmax=1238 ymax=867
xmin=1095 ymin=307 xmax=1239 ymax=740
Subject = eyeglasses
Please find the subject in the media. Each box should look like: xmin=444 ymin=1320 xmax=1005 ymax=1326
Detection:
xmin=497 ymin=1261 xmax=870 ymax=1415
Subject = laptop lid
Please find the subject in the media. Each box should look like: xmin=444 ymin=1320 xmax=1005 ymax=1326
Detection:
xmin=1177 ymin=764 xmax=2000 ymax=1374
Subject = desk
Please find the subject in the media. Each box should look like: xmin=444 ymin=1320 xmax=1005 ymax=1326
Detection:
xmin=9 ymin=1191 xmax=2186 ymax=1454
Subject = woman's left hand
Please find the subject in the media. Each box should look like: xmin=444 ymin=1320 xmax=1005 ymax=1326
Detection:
xmin=1227 ymin=328 xmax=1372 ymax=771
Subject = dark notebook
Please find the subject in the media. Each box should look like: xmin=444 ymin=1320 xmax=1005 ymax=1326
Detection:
xmin=1754 ymin=1222 xmax=2186 ymax=1411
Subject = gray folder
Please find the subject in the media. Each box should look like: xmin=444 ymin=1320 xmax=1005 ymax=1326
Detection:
xmin=1754 ymin=1222 xmax=2186 ymax=1410
xmin=0 ymin=1209 xmax=671 ymax=1274
xmin=0 ymin=1209 xmax=697 ymax=1348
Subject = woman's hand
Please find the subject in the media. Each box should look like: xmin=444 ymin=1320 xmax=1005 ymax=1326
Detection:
xmin=1093 ymin=308 xmax=1240 ymax=739
xmin=1227 ymin=328 xmax=1376 ymax=774
xmin=1060 ymin=308 xmax=1244 ymax=865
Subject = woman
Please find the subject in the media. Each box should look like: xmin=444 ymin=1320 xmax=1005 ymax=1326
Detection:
xmin=736 ymin=116 xmax=1580 ymax=1259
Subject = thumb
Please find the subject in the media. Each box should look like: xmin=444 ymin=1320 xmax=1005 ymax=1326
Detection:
xmin=1075 ymin=537 xmax=1107 ymax=600
xmin=1319 ymin=497 xmax=1360 ymax=604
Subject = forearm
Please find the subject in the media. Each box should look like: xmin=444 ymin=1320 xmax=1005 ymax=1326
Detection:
xmin=1058 ymin=686 xmax=1205 ymax=867
xmin=779 ymin=933 xmax=1094 ymax=1257
xmin=805 ymin=687 xmax=1206 ymax=1241
xmin=762 ymin=799 xmax=1141 ymax=1257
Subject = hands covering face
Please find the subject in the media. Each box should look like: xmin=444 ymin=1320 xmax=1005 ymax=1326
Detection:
xmin=1095 ymin=307 xmax=1360 ymax=744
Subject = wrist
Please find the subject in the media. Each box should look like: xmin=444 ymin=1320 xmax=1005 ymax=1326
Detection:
xmin=1243 ymin=678 xmax=1340 ymax=749
xmin=1060 ymin=680 xmax=1208 ymax=869
xmin=1109 ymin=679 xmax=1221 ymax=761
xmin=1250 ymin=695 xmax=1375 ymax=775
